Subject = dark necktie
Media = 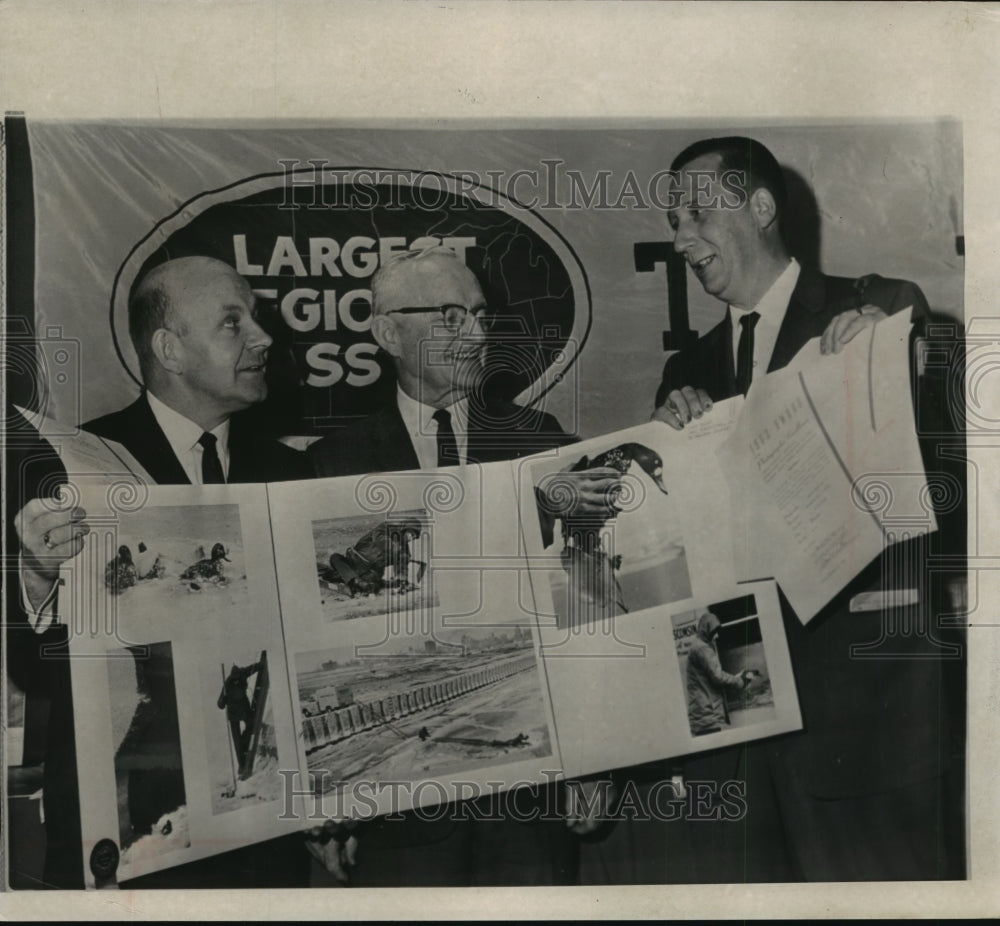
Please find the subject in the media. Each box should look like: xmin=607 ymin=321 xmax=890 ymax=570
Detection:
xmin=735 ymin=311 xmax=761 ymax=396
xmin=198 ymin=432 xmax=226 ymax=484
xmin=432 ymin=408 xmax=460 ymax=467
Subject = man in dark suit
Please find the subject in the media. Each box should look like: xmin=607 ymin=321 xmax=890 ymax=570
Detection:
xmin=583 ymin=136 xmax=964 ymax=883
xmin=96 ymin=257 xmax=310 ymax=888
xmin=310 ymin=246 xmax=575 ymax=475
xmin=308 ymin=246 xmax=617 ymax=887
xmin=7 ymin=407 xmax=88 ymax=888
xmin=84 ymin=256 xmax=308 ymax=484
xmin=652 ymin=136 xmax=930 ymax=420
xmin=14 ymin=257 xmax=311 ymax=889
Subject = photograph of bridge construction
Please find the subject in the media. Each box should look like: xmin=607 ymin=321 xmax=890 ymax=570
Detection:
xmin=294 ymin=624 xmax=554 ymax=793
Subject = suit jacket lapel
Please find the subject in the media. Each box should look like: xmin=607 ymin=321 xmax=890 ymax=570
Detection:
xmin=125 ymin=395 xmax=191 ymax=485
xmin=227 ymin=425 xmax=256 ymax=484
xmin=697 ymin=314 xmax=738 ymax=401
xmin=466 ymin=404 xmax=494 ymax=464
xmin=769 ymin=268 xmax=829 ymax=372
xmin=467 ymin=402 xmax=526 ymax=464
xmin=373 ymin=404 xmax=420 ymax=471
xmin=717 ymin=310 xmax=738 ymax=397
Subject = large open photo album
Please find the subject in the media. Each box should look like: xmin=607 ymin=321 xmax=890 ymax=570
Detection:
xmin=61 ymin=426 xmax=800 ymax=886
xmin=53 ymin=309 xmax=937 ymax=886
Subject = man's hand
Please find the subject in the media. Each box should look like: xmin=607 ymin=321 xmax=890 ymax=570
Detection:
xmin=652 ymin=386 xmax=713 ymax=431
xmin=302 ymin=819 xmax=359 ymax=885
xmin=14 ymin=496 xmax=89 ymax=609
xmin=537 ymin=467 xmax=623 ymax=523
xmin=564 ymin=777 xmax=616 ymax=837
xmin=820 ymin=304 xmax=887 ymax=355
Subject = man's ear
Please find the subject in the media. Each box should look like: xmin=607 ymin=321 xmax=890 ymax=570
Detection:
xmin=749 ymin=187 xmax=779 ymax=233
xmin=151 ymin=327 xmax=184 ymax=375
xmin=371 ymin=314 xmax=401 ymax=357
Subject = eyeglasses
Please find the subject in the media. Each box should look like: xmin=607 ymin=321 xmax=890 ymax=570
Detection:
xmin=386 ymin=303 xmax=495 ymax=333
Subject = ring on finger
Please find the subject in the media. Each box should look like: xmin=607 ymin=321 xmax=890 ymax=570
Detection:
xmin=43 ymin=531 xmax=54 ymax=550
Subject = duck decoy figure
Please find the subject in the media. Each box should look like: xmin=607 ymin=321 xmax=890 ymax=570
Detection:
xmin=104 ymin=544 xmax=138 ymax=596
xmin=558 ymin=442 xmax=669 ymax=623
xmin=568 ymin=442 xmax=668 ymax=495
xmin=181 ymin=542 xmax=231 ymax=584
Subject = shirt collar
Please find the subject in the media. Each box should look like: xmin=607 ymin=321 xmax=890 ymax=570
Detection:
xmin=396 ymin=386 xmax=469 ymax=436
xmin=146 ymin=389 xmax=230 ymax=457
xmin=730 ymin=258 xmax=800 ymax=325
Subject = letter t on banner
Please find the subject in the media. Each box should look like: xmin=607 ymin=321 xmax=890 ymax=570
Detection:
xmin=633 ymin=242 xmax=696 ymax=352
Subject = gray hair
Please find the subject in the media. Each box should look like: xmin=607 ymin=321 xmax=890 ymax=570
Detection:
xmin=371 ymin=245 xmax=468 ymax=316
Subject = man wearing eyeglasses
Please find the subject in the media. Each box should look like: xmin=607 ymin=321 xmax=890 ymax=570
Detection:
xmin=309 ymin=245 xmax=576 ymax=474
xmin=307 ymin=246 xmax=617 ymax=887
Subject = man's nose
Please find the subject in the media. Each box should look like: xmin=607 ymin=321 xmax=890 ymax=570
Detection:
xmin=245 ymin=316 xmax=273 ymax=351
xmin=671 ymin=217 xmax=694 ymax=253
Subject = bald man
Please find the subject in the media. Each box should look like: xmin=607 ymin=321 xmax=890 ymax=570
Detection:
xmin=74 ymin=258 xmax=309 ymax=888
xmin=84 ymin=256 xmax=308 ymax=484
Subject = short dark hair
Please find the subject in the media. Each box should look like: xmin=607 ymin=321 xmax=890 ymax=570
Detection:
xmin=670 ymin=136 xmax=786 ymax=215
xmin=128 ymin=280 xmax=172 ymax=378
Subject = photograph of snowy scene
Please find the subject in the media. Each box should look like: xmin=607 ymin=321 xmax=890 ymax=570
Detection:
xmin=531 ymin=441 xmax=692 ymax=627
xmin=101 ymin=503 xmax=247 ymax=624
xmin=106 ymin=642 xmax=190 ymax=870
xmin=295 ymin=624 xmax=553 ymax=793
xmin=311 ymin=508 xmax=439 ymax=622
xmin=202 ymin=649 xmax=285 ymax=815
xmin=671 ymin=594 xmax=776 ymax=738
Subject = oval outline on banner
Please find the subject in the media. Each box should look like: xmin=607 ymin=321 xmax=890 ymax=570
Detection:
xmin=110 ymin=166 xmax=592 ymax=412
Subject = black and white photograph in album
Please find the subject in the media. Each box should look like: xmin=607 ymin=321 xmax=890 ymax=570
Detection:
xmin=98 ymin=504 xmax=247 ymax=620
xmin=295 ymin=624 xmax=553 ymax=793
xmin=106 ymin=642 xmax=190 ymax=872
xmin=201 ymin=648 xmax=285 ymax=816
xmin=671 ymin=594 xmax=775 ymax=738
xmin=531 ymin=439 xmax=691 ymax=628
xmin=311 ymin=508 xmax=439 ymax=622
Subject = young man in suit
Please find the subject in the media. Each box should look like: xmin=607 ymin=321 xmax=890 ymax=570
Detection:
xmin=583 ymin=136 xmax=964 ymax=884
xmin=307 ymin=246 xmax=618 ymax=887
xmin=84 ymin=255 xmax=308 ymax=485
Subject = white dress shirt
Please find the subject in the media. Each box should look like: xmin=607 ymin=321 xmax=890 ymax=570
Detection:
xmin=146 ymin=390 xmax=231 ymax=484
xmin=729 ymin=258 xmax=801 ymax=389
xmin=396 ymin=386 xmax=470 ymax=469
xmin=20 ymin=566 xmax=59 ymax=633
